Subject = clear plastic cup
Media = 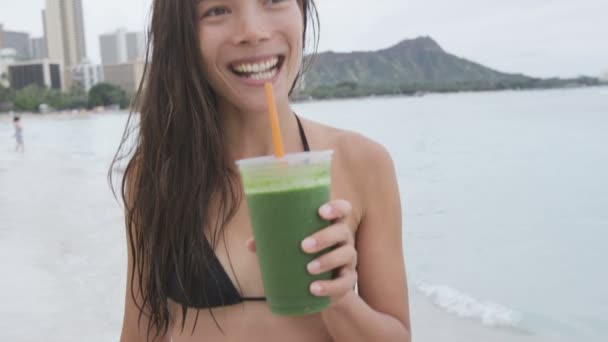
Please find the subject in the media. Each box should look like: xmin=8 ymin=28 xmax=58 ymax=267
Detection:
xmin=237 ymin=150 xmax=333 ymax=316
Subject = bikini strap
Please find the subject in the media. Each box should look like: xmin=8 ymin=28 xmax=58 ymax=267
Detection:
xmin=294 ymin=114 xmax=310 ymax=152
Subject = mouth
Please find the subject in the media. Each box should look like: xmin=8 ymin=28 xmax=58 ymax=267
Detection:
xmin=228 ymin=55 xmax=286 ymax=82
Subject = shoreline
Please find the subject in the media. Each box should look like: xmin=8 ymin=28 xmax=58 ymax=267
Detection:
xmin=293 ymin=83 xmax=608 ymax=103
xmin=293 ymin=84 xmax=608 ymax=104
xmin=1 ymin=84 xmax=606 ymax=116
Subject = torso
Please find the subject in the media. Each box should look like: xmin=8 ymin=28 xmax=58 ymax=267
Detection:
xmin=168 ymin=118 xmax=364 ymax=341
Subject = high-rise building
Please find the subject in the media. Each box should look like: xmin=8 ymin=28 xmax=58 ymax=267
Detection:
xmin=8 ymin=59 xmax=63 ymax=90
xmin=103 ymin=61 xmax=145 ymax=94
xmin=0 ymin=48 xmax=17 ymax=87
xmin=99 ymin=28 xmax=145 ymax=65
xmin=0 ymin=24 xmax=32 ymax=60
xmin=99 ymin=30 xmax=124 ymax=66
xmin=44 ymin=0 xmax=87 ymax=68
xmin=30 ymin=37 xmax=48 ymax=60
xmin=126 ymin=31 xmax=145 ymax=62
xmin=71 ymin=59 xmax=103 ymax=92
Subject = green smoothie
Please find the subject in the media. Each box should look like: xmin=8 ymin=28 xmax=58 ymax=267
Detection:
xmin=237 ymin=151 xmax=333 ymax=316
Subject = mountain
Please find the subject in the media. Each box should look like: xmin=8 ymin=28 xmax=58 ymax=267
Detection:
xmin=299 ymin=36 xmax=532 ymax=90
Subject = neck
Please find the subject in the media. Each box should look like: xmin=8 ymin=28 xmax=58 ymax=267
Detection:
xmin=221 ymin=98 xmax=302 ymax=161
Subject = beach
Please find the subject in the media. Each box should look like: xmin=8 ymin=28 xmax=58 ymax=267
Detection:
xmin=2 ymin=87 xmax=607 ymax=341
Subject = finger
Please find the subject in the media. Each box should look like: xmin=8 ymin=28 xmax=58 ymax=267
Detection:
xmin=310 ymin=269 xmax=358 ymax=297
xmin=301 ymin=223 xmax=353 ymax=254
xmin=307 ymin=245 xmax=357 ymax=275
xmin=319 ymin=199 xmax=352 ymax=221
xmin=245 ymin=237 xmax=256 ymax=253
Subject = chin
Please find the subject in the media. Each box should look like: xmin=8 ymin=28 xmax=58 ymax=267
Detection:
xmin=234 ymin=99 xmax=271 ymax=115
xmin=230 ymin=83 xmax=291 ymax=113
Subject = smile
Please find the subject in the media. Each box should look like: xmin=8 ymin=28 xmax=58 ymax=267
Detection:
xmin=229 ymin=55 xmax=285 ymax=81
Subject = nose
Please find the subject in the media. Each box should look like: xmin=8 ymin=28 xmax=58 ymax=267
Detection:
xmin=232 ymin=7 xmax=271 ymax=46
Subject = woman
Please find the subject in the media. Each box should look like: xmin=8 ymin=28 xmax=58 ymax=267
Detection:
xmin=114 ymin=0 xmax=411 ymax=341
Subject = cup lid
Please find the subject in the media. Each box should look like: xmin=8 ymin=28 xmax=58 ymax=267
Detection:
xmin=236 ymin=150 xmax=333 ymax=169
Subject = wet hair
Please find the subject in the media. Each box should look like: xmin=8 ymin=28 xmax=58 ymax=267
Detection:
xmin=109 ymin=0 xmax=319 ymax=338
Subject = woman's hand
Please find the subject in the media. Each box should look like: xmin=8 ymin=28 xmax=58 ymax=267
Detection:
xmin=302 ymin=199 xmax=358 ymax=306
xmin=245 ymin=199 xmax=358 ymax=307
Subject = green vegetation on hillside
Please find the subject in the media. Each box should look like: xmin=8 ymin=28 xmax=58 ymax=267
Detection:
xmin=296 ymin=36 xmax=603 ymax=100
xmin=295 ymin=77 xmax=602 ymax=100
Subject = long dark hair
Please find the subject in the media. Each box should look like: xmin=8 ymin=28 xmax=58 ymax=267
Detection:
xmin=109 ymin=0 xmax=319 ymax=338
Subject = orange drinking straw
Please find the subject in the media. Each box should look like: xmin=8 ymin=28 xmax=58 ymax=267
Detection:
xmin=264 ymin=82 xmax=285 ymax=158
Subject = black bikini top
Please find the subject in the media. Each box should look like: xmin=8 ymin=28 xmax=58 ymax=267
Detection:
xmin=166 ymin=115 xmax=310 ymax=308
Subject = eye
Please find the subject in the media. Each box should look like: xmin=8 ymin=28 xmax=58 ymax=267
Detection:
xmin=266 ymin=0 xmax=289 ymax=5
xmin=202 ymin=6 xmax=230 ymax=18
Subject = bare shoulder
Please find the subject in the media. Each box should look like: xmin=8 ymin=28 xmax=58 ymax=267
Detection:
xmin=301 ymin=118 xmax=395 ymax=179
xmin=300 ymin=118 xmax=397 ymax=216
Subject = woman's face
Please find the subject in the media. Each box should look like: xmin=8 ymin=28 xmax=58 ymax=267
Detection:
xmin=196 ymin=0 xmax=304 ymax=113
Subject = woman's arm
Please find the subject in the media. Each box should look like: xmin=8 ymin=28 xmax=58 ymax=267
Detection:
xmin=315 ymin=137 xmax=411 ymax=341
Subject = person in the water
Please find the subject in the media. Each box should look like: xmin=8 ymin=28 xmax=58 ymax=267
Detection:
xmin=13 ymin=116 xmax=24 ymax=153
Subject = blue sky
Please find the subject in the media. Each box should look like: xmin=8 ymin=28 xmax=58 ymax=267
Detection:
xmin=1 ymin=0 xmax=606 ymax=78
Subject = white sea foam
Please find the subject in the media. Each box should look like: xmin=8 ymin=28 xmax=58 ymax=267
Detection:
xmin=417 ymin=283 xmax=523 ymax=330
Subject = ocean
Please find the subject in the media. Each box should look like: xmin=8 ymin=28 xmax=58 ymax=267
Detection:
xmin=1 ymin=87 xmax=607 ymax=341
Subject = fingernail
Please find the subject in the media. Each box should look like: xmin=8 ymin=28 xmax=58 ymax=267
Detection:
xmin=311 ymin=283 xmax=323 ymax=295
xmin=302 ymin=237 xmax=317 ymax=250
xmin=320 ymin=204 xmax=333 ymax=217
xmin=307 ymin=260 xmax=321 ymax=274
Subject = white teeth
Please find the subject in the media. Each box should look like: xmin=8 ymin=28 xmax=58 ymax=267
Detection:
xmin=233 ymin=57 xmax=279 ymax=74
xmin=247 ymin=68 xmax=278 ymax=81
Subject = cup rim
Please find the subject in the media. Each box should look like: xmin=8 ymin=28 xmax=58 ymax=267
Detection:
xmin=236 ymin=150 xmax=333 ymax=169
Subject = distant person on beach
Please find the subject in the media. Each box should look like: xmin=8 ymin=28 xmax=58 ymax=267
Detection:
xmin=13 ymin=116 xmax=24 ymax=153
xmin=112 ymin=0 xmax=410 ymax=341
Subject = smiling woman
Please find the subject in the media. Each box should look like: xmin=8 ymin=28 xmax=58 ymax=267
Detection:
xmin=112 ymin=0 xmax=411 ymax=341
